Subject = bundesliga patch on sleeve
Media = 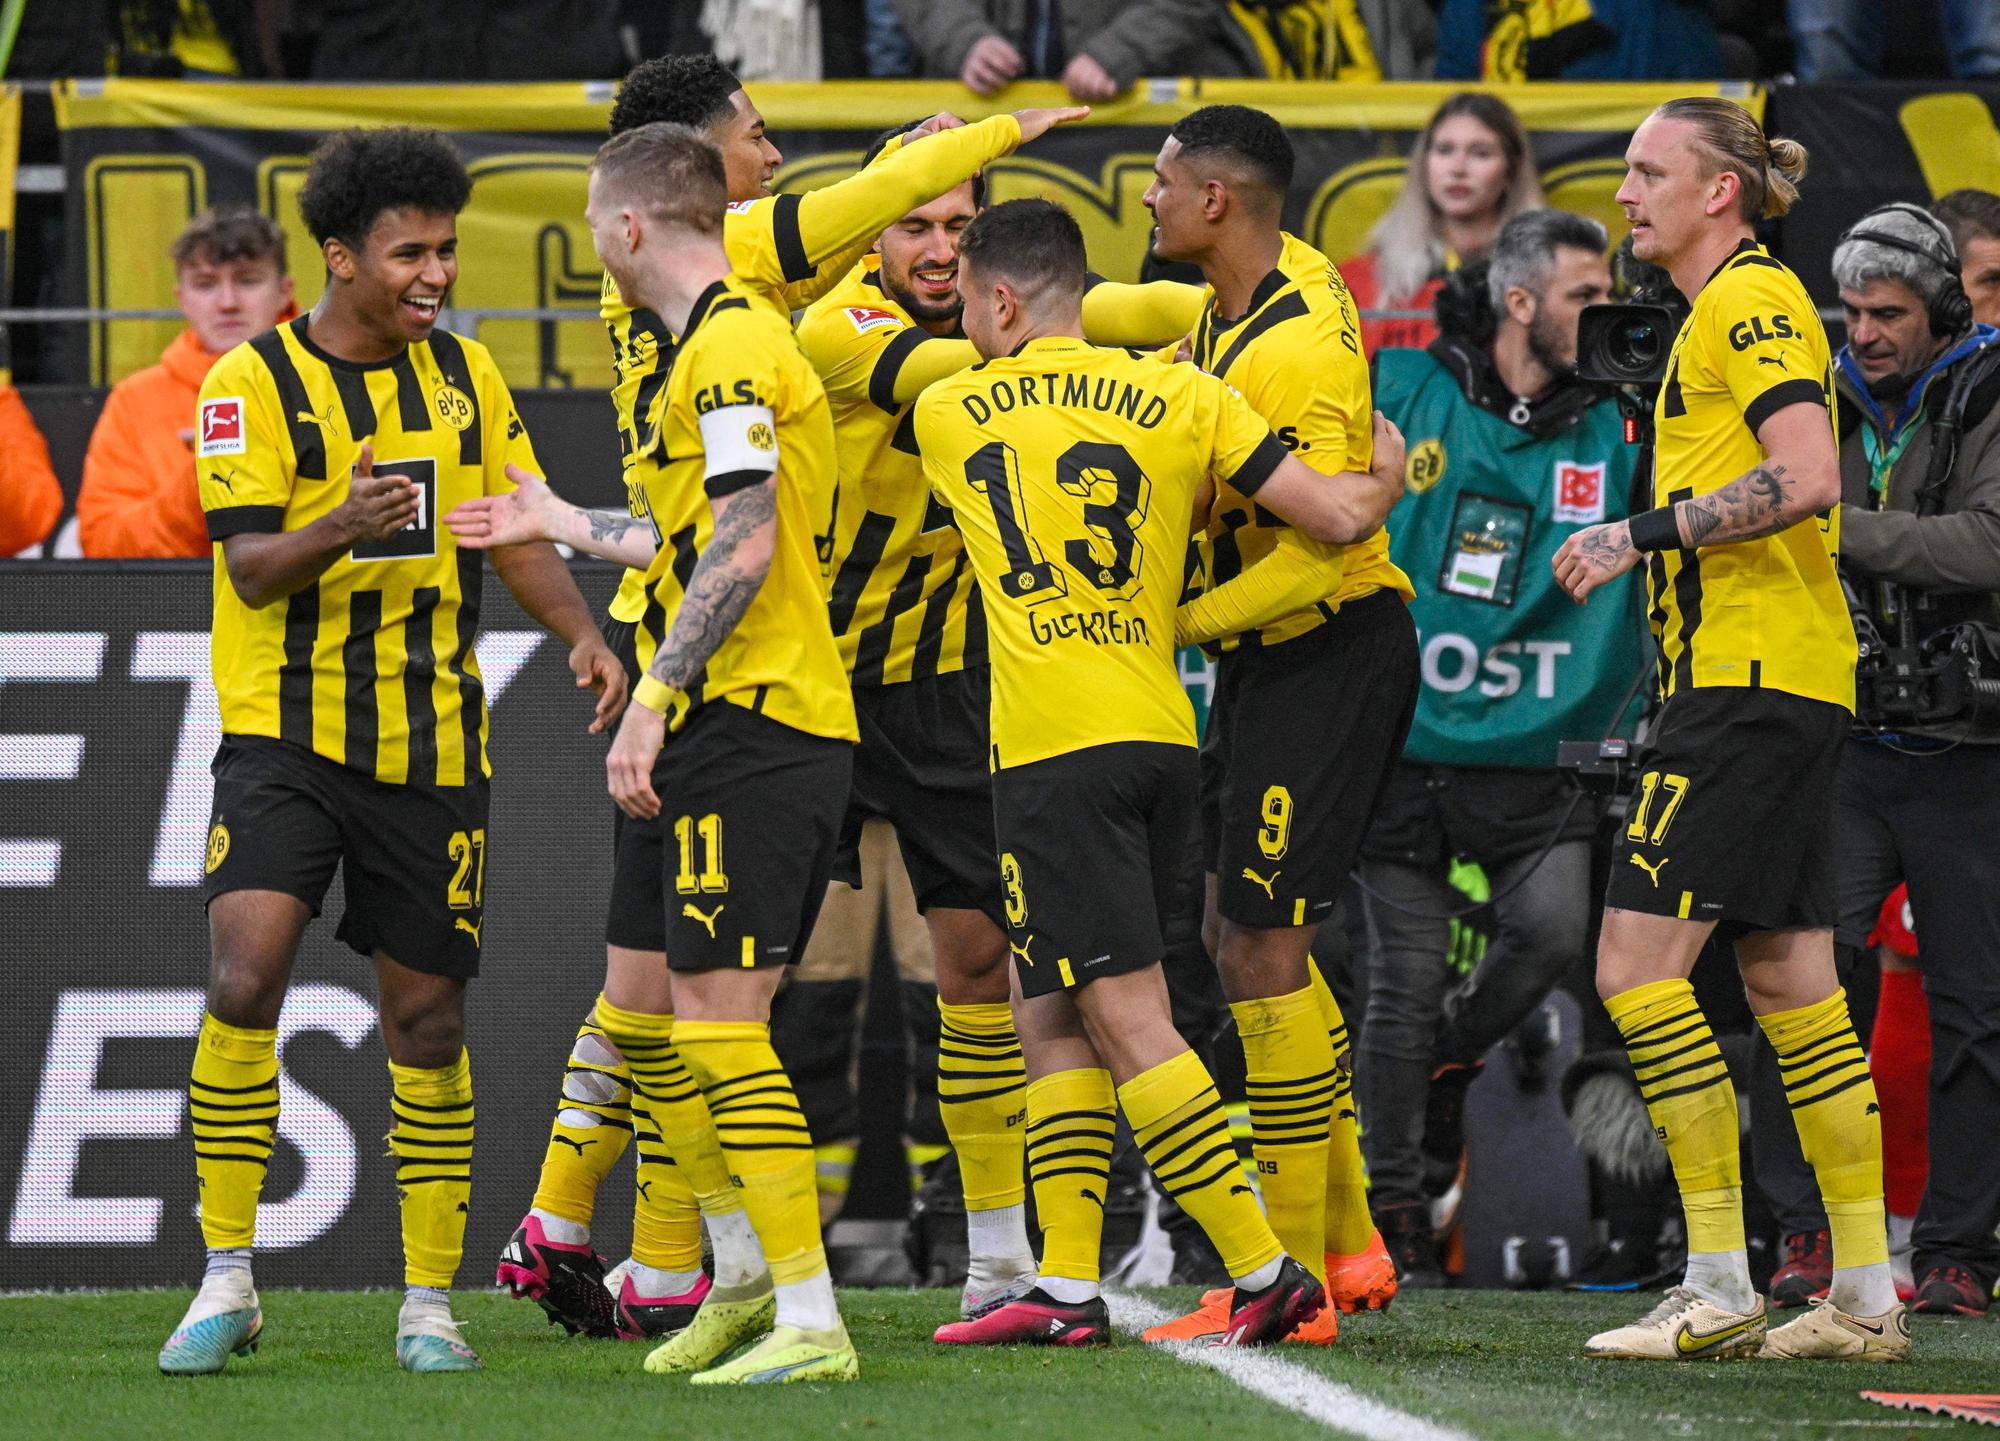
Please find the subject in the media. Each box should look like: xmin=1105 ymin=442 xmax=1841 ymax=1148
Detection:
xmin=1553 ymin=460 xmax=1606 ymax=525
xmin=844 ymin=306 xmax=904 ymax=335
xmin=199 ymin=397 xmax=247 ymax=457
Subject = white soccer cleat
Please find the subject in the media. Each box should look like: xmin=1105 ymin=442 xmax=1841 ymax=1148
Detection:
xmin=396 ymin=1297 xmax=481 ymax=1373
xmin=159 ymin=1271 xmax=263 ymax=1376
xmin=1760 ymin=1298 xmax=1911 ymax=1361
xmin=1584 ymin=1286 xmax=1766 ymax=1360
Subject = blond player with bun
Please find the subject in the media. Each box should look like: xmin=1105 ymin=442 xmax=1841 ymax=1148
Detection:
xmin=1554 ymin=98 xmax=1908 ymax=1363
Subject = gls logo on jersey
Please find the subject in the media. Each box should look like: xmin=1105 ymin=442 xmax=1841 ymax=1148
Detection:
xmin=695 ymin=380 xmax=765 ymax=414
xmin=844 ymin=306 xmax=904 ymax=335
xmin=1728 ymin=314 xmax=1796 ymax=350
xmin=1554 ymin=460 xmax=1606 ymax=524
xmin=199 ymin=397 xmax=247 ymax=457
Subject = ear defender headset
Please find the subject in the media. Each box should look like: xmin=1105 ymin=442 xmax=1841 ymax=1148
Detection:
xmin=1836 ymin=202 xmax=1975 ymax=338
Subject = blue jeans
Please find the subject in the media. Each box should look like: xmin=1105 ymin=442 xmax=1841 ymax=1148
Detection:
xmin=1789 ymin=0 xmax=2000 ymax=78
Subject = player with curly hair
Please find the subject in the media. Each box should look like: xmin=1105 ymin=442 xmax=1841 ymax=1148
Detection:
xmin=158 ymin=126 xmax=623 ymax=1378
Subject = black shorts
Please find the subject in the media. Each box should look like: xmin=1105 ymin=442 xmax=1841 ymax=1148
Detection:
xmin=202 ymin=735 xmax=488 ymax=978
xmin=1360 ymin=762 xmax=1598 ymax=870
xmin=1603 ymin=687 xmax=1846 ymax=933
xmin=1201 ymin=590 xmax=1420 ymax=928
xmin=991 ymin=741 xmax=1197 ymax=999
xmin=835 ymin=666 xmax=1000 ymax=920
xmin=605 ymin=701 xmax=852 ymax=969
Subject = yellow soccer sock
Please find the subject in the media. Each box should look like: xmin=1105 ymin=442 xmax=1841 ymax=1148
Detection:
xmin=1025 ymin=1068 xmax=1116 ymax=1284
xmin=387 ymin=1049 xmax=474 ymax=1290
xmin=593 ymin=998 xmax=717 ymax=1273
xmin=1606 ymin=979 xmax=1743 ymax=1254
xmin=1759 ymin=988 xmax=1889 ymax=1269
xmin=1232 ymin=985 xmax=1335 ymax=1286
xmin=1122 ymin=1050 xmax=1284 ymax=1282
xmin=529 ymin=1006 xmax=632 ymax=1229
xmin=190 ymin=1013 xmax=279 ymax=1251
xmin=1308 ymin=957 xmax=1373 ymax=1255
xmin=937 ymin=1001 xmax=1029 ymax=1214
xmin=673 ymin=1019 xmax=826 ymax=1287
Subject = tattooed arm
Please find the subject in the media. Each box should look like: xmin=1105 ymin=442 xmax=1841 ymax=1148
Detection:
xmin=606 ymin=478 xmax=778 ymax=819
xmin=444 ymin=463 xmax=660 ymax=569
xmin=1553 ymin=401 xmax=1841 ymax=602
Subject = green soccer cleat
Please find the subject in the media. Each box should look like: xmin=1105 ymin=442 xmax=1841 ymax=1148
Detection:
xmin=158 ymin=1273 xmax=263 ymax=1376
xmin=642 ymin=1281 xmax=776 ymax=1375
xmin=395 ymin=1299 xmax=481 ymax=1373
xmin=688 ymin=1323 xmax=859 ymax=1386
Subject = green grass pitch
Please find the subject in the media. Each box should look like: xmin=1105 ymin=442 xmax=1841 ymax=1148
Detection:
xmin=5 ymin=1289 xmax=1992 ymax=1441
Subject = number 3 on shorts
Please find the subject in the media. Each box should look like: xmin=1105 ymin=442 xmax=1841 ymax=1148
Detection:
xmin=1000 ymin=852 xmax=1027 ymax=926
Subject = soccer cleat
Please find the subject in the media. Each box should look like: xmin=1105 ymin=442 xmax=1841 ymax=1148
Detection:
xmin=1913 ymin=1264 xmax=1991 ymax=1316
xmin=396 ymin=1300 xmax=481 ymax=1372
xmin=1583 ymin=1286 xmax=1766 ymax=1360
xmin=1769 ymin=1229 xmax=1833 ymax=1309
xmin=158 ymin=1272 xmax=262 ymax=1376
xmin=1327 ymin=1231 xmax=1399 ymax=1314
xmin=937 ymin=1288 xmax=1112 ymax=1346
xmin=960 ymin=1268 xmax=1040 ymax=1321
xmin=615 ymin=1270 xmax=711 ymax=1340
xmin=1138 ymin=1288 xmax=1228 ymax=1344
xmin=641 ymin=1281 xmax=775 ymax=1374
xmin=1760 ymin=1298 xmax=1910 ymax=1361
xmin=496 ymin=1213 xmax=620 ymax=1338
xmin=1219 ymin=1257 xmax=1325 ymax=1347
xmin=1285 ymin=1304 xmax=1340 ymax=1346
xmin=1378 ymin=1202 xmax=1447 ymax=1289
xmin=688 ymin=1323 xmax=860 ymax=1385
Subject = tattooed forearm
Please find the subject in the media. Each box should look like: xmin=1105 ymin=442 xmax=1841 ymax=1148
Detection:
xmin=1676 ymin=464 xmax=1796 ymax=546
xmin=644 ymin=481 xmax=777 ymax=694
xmin=586 ymin=508 xmax=643 ymax=542
xmin=1580 ymin=526 xmax=1634 ymax=567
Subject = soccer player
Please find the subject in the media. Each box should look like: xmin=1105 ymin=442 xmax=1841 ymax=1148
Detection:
xmin=158 ymin=127 xmax=624 ymax=1377
xmin=494 ymin=51 xmax=1087 ymax=1339
xmin=453 ymin=123 xmax=862 ymax=1384
xmin=1137 ymin=103 xmax=1414 ymax=1343
xmin=1553 ymin=97 xmax=1906 ymax=1361
xmin=920 ymin=198 xmax=1404 ymax=1346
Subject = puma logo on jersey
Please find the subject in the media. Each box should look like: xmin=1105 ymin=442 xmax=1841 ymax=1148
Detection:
xmin=1010 ymin=937 xmax=1036 ymax=966
xmin=1242 ymin=866 xmax=1281 ymax=899
xmin=551 ymin=1136 xmax=597 ymax=1155
xmin=455 ymin=916 xmax=483 ymax=944
xmin=1627 ymin=854 xmax=1669 ymax=887
xmin=683 ymin=902 xmax=724 ymax=939
xmin=1756 ymin=355 xmax=1789 ymax=370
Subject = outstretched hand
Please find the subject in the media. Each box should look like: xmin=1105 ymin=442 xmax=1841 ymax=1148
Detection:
xmin=445 ymin=465 xmax=561 ymax=549
xmin=1012 ymin=105 xmax=1091 ymax=144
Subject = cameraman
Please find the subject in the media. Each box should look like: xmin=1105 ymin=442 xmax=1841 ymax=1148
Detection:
xmin=1753 ymin=202 xmax=2000 ymax=1318
xmin=1358 ymin=209 xmax=1643 ymax=1284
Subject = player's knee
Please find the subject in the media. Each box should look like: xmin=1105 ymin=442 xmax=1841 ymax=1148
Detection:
xmin=378 ymin=985 xmax=466 ymax=1068
xmin=205 ymin=957 xmax=288 ymax=1030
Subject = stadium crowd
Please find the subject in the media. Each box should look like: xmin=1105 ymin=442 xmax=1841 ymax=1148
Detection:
xmin=0 ymin=0 xmax=1996 ymax=1392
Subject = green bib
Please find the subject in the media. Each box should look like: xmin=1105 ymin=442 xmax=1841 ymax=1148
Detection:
xmin=1375 ymin=348 xmax=1647 ymax=768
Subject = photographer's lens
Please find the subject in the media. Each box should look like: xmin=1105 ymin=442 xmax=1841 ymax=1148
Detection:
xmin=1614 ymin=321 xmax=1659 ymax=377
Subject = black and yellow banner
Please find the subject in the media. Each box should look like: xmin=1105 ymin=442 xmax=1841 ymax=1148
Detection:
xmin=0 ymin=84 xmax=20 ymax=383
xmin=1769 ymin=83 xmax=2000 ymax=308
xmin=54 ymin=78 xmax=1755 ymax=387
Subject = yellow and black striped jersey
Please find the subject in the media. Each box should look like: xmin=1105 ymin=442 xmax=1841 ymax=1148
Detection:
xmin=917 ymin=337 xmax=1289 ymax=768
xmin=1189 ymin=232 xmax=1412 ymax=651
xmin=603 ymin=114 xmax=1027 ymax=628
xmin=796 ymin=257 xmax=985 ymax=686
xmin=1651 ymin=240 xmax=1852 ymax=710
xmin=198 ymin=317 xmax=534 ymax=787
xmin=630 ymin=275 xmax=857 ymax=744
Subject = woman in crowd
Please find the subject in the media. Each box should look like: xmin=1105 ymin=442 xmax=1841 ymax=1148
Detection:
xmin=1345 ymin=92 xmax=1544 ymax=355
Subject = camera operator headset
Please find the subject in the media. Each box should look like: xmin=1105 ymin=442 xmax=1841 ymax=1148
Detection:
xmin=1775 ymin=197 xmax=2000 ymax=1318
xmin=1831 ymin=202 xmax=2000 ymax=740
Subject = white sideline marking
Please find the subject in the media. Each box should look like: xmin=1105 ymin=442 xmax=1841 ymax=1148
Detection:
xmin=1108 ymin=1289 xmax=1480 ymax=1441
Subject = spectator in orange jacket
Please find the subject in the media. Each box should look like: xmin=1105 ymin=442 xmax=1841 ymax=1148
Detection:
xmin=78 ymin=207 xmax=295 ymax=557
xmin=0 ymin=384 xmax=63 ymax=554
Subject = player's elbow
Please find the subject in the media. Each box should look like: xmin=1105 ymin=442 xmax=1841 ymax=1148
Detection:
xmin=1796 ymin=463 xmax=1842 ymax=516
xmin=1298 ymin=501 xmax=1373 ymax=547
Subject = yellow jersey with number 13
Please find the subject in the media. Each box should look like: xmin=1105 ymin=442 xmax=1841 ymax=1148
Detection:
xmin=917 ymin=338 xmax=1289 ymax=769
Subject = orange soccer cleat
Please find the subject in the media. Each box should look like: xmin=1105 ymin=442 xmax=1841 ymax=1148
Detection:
xmin=1326 ymin=1230 xmax=1399 ymax=1314
xmin=1139 ymin=1284 xmax=1341 ymax=1345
